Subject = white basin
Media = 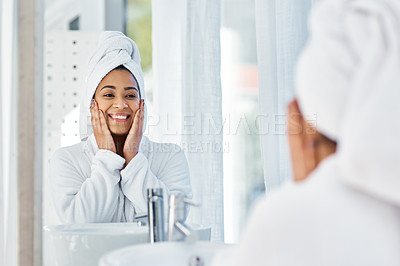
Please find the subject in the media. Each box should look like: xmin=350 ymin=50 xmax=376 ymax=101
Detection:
xmin=43 ymin=223 xmax=211 ymax=266
xmin=99 ymin=241 xmax=230 ymax=266
xmin=43 ymin=223 xmax=148 ymax=266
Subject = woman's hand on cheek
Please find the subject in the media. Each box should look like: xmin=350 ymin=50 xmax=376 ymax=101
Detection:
xmin=123 ymin=99 xmax=144 ymax=165
xmin=90 ymin=99 xmax=117 ymax=153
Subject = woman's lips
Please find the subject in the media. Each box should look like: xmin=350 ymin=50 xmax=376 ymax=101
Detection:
xmin=108 ymin=113 xmax=131 ymax=122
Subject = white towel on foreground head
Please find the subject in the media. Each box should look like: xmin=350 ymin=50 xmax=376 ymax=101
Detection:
xmin=296 ymin=0 xmax=400 ymax=205
xmin=79 ymin=31 xmax=147 ymax=141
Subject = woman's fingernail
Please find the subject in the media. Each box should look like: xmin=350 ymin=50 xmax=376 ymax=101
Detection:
xmin=91 ymin=99 xmax=95 ymax=107
xmin=98 ymin=110 xmax=101 ymax=114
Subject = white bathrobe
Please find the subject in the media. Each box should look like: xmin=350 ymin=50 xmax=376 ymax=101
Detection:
xmin=212 ymin=157 xmax=400 ymax=266
xmin=213 ymin=0 xmax=400 ymax=264
xmin=50 ymin=134 xmax=192 ymax=223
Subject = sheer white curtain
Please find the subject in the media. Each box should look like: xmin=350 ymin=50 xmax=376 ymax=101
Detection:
xmin=181 ymin=0 xmax=224 ymax=242
xmin=255 ymin=0 xmax=319 ymax=191
xmin=152 ymin=0 xmax=224 ymax=241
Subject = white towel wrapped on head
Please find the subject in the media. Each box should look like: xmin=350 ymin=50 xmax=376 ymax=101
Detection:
xmin=79 ymin=31 xmax=147 ymax=141
xmin=296 ymin=0 xmax=400 ymax=205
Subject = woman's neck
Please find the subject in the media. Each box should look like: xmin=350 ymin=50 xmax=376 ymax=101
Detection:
xmin=112 ymin=134 xmax=127 ymax=158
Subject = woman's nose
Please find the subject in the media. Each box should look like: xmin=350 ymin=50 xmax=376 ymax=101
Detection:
xmin=113 ymin=97 xmax=128 ymax=108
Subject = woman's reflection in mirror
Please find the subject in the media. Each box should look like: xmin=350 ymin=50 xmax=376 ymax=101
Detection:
xmin=49 ymin=32 xmax=192 ymax=223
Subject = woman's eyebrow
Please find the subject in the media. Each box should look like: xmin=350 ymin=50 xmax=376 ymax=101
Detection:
xmin=100 ymin=85 xmax=116 ymax=91
xmin=124 ymin=87 xmax=138 ymax=92
xmin=100 ymin=85 xmax=138 ymax=92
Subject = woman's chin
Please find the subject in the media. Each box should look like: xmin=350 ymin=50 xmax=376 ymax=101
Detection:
xmin=109 ymin=128 xmax=130 ymax=136
xmin=107 ymin=120 xmax=133 ymax=136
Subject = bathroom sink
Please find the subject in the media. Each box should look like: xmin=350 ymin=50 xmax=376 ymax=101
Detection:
xmin=43 ymin=223 xmax=211 ymax=266
xmin=99 ymin=241 xmax=230 ymax=266
xmin=43 ymin=223 xmax=148 ymax=266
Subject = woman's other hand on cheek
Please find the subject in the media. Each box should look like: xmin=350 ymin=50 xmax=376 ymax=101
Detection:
xmin=123 ymin=99 xmax=144 ymax=165
xmin=90 ymin=99 xmax=117 ymax=153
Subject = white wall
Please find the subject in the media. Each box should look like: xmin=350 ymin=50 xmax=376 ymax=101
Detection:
xmin=0 ymin=0 xmax=3 ymax=262
xmin=46 ymin=0 xmax=80 ymax=30
xmin=45 ymin=0 xmax=125 ymax=32
xmin=1 ymin=0 xmax=18 ymax=264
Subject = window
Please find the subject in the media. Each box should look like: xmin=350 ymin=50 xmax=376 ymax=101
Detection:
xmin=69 ymin=16 xmax=80 ymax=30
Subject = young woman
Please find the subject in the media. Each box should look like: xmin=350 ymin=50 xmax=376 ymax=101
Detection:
xmin=50 ymin=31 xmax=192 ymax=223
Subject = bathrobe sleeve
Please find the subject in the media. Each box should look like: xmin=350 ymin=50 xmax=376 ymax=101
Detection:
xmin=120 ymin=143 xmax=192 ymax=215
xmin=50 ymin=147 xmax=125 ymax=223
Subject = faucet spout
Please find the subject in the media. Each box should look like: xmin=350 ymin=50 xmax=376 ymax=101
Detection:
xmin=147 ymin=188 xmax=165 ymax=243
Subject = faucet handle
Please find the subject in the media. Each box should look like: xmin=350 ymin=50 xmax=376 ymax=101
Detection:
xmin=183 ymin=198 xmax=200 ymax=207
xmin=170 ymin=192 xmax=200 ymax=207
xmin=169 ymin=193 xmax=200 ymax=221
xmin=167 ymin=193 xmax=200 ymax=242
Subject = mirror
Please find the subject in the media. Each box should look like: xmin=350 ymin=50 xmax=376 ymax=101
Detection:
xmin=42 ymin=0 xmax=264 ymax=260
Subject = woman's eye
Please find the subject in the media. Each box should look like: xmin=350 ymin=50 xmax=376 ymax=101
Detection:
xmin=126 ymin=94 xmax=137 ymax=99
xmin=104 ymin=93 xmax=114 ymax=97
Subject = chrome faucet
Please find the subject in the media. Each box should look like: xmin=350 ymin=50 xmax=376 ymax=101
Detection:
xmin=147 ymin=188 xmax=165 ymax=243
xmin=167 ymin=192 xmax=198 ymax=242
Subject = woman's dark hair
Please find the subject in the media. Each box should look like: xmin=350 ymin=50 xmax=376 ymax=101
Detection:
xmin=114 ymin=65 xmax=129 ymax=71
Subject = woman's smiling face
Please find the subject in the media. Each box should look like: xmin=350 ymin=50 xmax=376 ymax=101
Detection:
xmin=94 ymin=69 xmax=140 ymax=136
